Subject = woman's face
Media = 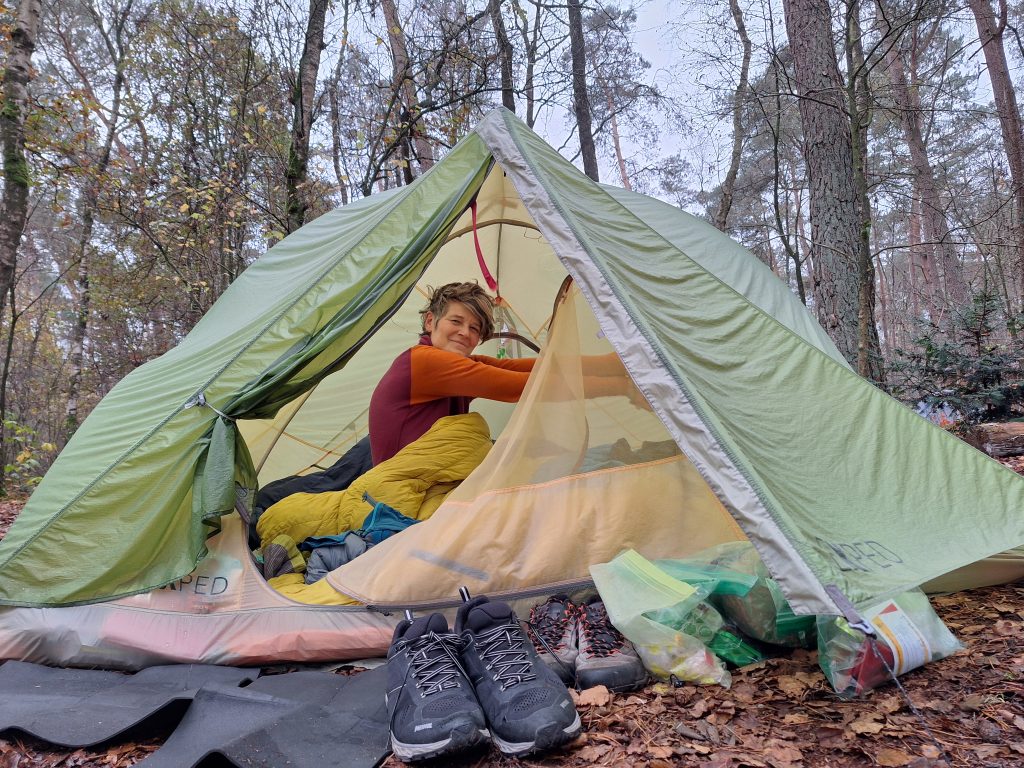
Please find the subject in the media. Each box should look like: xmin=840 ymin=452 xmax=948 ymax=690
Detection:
xmin=424 ymin=300 xmax=483 ymax=356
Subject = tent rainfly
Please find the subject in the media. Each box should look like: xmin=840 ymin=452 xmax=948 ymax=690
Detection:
xmin=0 ymin=108 xmax=1022 ymax=670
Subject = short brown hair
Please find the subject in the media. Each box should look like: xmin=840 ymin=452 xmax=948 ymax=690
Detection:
xmin=421 ymin=282 xmax=495 ymax=340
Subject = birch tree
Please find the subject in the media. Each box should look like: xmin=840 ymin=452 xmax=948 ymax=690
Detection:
xmin=0 ymin=0 xmax=43 ymax=319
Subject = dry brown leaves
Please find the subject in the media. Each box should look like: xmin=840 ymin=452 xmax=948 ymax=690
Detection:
xmin=0 ymin=498 xmax=25 ymax=541
xmin=997 ymin=455 xmax=1024 ymax=475
xmin=1 ymin=499 xmax=1023 ymax=766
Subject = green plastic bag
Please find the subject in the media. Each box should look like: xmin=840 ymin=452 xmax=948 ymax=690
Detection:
xmin=660 ymin=542 xmax=815 ymax=648
xmin=590 ymin=549 xmax=730 ymax=687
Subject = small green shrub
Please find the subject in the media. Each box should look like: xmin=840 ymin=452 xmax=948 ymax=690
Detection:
xmin=2 ymin=416 xmax=56 ymax=496
xmin=889 ymin=291 xmax=1024 ymax=424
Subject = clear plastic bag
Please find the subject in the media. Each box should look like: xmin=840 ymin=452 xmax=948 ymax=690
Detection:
xmin=817 ymin=589 xmax=962 ymax=697
xmin=659 ymin=542 xmax=816 ymax=648
xmin=590 ymin=549 xmax=730 ymax=687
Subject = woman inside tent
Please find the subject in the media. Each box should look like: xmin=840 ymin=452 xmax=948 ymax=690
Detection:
xmin=255 ymin=281 xmax=642 ymax=590
xmin=368 ymin=281 xmax=535 ymax=465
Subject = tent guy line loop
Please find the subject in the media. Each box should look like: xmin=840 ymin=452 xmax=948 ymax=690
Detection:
xmin=824 ymin=585 xmax=875 ymax=637
xmin=183 ymin=391 xmax=234 ymax=422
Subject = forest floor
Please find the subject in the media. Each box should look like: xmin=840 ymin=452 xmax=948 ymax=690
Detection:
xmin=1 ymin=463 xmax=1023 ymax=768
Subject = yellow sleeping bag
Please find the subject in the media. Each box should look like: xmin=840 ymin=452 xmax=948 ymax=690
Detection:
xmin=256 ymin=412 xmax=492 ymax=550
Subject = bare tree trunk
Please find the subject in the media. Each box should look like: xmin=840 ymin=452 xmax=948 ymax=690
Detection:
xmin=286 ymin=0 xmax=329 ymax=232
xmin=329 ymin=0 xmax=353 ymax=205
xmin=907 ymin=197 xmax=923 ymax=320
xmin=65 ymin=0 xmax=132 ymax=440
xmin=0 ymin=0 xmax=43 ymax=494
xmin=597 ymin=79 xmax=632 ymax=190
xmin=509 ymin=0 xmax=541 ymax=126
xmin=715 ymin=0 xmax=752 ymax=231
xmin=844 ymin=1 xmax=884 ymax=382
xmin=878 ymin=2 xmax=968 ymax=317
xmin=380 ymin=0 xmax=435 ymax=174
xmin=765 ymin=51 xmax=805 ymax=303
xmin=875 ymin=248 xmax=894 ymax=357
xmin=782 ymin=0 xmax=863 ymax=368
xmin=796 ymin=184 xmax=814 ymax=298
xmin=567 ymin=0 xmax=598 ymax=181
xmin=489 ymin=0 xmax=515 ymax=112
xmin=967 ymin=0 xmax=1024 ymax=310
xmin=0 ymin=0 xmax=42 ymax=320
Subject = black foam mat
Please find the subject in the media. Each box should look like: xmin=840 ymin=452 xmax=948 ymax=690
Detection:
xmin=0 ymin=661 xmax=257 ymax=747
xmin=136 ymin=666 xmax=390 ymax=768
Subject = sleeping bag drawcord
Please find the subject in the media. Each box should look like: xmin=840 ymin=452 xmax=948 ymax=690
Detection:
xmin=184 ymin=391 xmax=233 ymax=421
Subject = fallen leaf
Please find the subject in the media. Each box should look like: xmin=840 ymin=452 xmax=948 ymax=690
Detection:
xmin=575 ymin=743 xmax=613 ymax=761
xmin=576 ymin=685 xmax=611 ymax=707
xmin=920 ymin=744 xmax=941 ymax=759
xmin=875 ymin=747 xmax=916 ymax=766
xmin=674 ymin=722 xmax=704 ymax=740
xmin=994 ymin=619 xmax=1019 ymax=636
xmin=972 ymin=745 xmax=1004 ymax=759
xmin=688 ymin=699 xmax=709 ymax=718
xmin=765 ymin=738 xmax=803 ymax=764
xmin=877 ymin=695 xmax=902 ymax=713
xmin=730 ymin=682 xmax=757 ymax=702
xmin=782 ymin=713 xmax=810 ymax=725
xmin=736 ymin=756 xmax=769 ymax=767
xmin=699 ymin=721 xmax=721 ymax=744
xmin=959 ymin=693 xmax=987 ymax=711
xmin=850 ymin=715 xmax=885 ymax=735
xmin=776 ymin=675 xmax=807 ymax=696
xmin=648 ymin=744 xmax=674 ymax=758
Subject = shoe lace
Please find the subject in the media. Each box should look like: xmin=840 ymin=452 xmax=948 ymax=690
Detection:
xmin=402 ymin=631 xmax=468 ymax=695
xmin=527 ymin=600 xmax=572 ymax=651
xmin=578 ymin=602 xmax=622 ymax=658
xmin=476 ymin=621 xmax=538 ymax=691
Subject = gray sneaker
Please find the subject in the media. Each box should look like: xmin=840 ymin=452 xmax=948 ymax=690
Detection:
xmin=526 ymin=594 xmax=579 ymax=685
xmin=456 ymin=596 xmax=582 ymax=756
xmin=575 ymin=598 xmax=649 ymax=692
xmin=385 ymin=613 xmax=489 ymax=762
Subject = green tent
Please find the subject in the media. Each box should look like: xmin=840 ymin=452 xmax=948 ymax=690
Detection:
xmin=0 ymin=109 xmax=1021 ymax=669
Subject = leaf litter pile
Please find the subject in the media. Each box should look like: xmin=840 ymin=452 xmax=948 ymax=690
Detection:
xmin=1 ymin=489 xmax=1023 ymax=766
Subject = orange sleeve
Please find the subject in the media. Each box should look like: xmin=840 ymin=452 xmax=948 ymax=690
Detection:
xmin=468 ymin=354 xmax=537 ymax=373
xmin=409 ymin=346 xmax=535 ymax=405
